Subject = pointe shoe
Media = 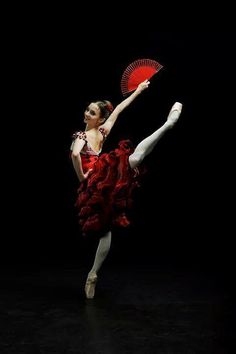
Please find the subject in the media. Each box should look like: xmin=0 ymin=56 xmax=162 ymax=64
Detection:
xmin=173 ymin=101 xmax=182 ymax=111
xmin=167 ymin=102 xmax=183 ymax=127
xmin=85 ymin=274 xmax=97 ymax=299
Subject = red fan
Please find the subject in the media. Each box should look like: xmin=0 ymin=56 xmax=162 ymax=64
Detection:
xmin=121 ymin=58 xmax=163 ymax=96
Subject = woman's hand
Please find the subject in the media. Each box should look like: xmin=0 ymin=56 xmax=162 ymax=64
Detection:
xmin=136 ymin=79 xmax=150 ymax=93
xmin=79 ymin=168 xmax=93 ymax=182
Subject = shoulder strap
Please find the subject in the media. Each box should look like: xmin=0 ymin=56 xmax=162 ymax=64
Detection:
xmin=98 ymin=127 xmax=108 ymax=140
xmin=72 ymin=130 xmax=87 ymax=141
xmin=70 ymin=131 xmax=87 ymax=152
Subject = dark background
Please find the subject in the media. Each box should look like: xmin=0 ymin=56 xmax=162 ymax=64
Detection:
xmin=5 ymin=30 xmax=234 ymax=272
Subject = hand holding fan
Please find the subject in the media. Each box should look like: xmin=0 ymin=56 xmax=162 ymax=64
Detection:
xmin=121 ymin=59 xmax=163 ymax=96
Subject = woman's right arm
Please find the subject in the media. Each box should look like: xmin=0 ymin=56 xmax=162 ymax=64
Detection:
xmin=100 ymin=79 xmax=150 ymax=135
xmin=71 ymin=138 xmax=90 ymax=182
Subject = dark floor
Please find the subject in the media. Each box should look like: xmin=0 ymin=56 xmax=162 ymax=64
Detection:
xmin=0 ymin=264 xmax=234 ymax=354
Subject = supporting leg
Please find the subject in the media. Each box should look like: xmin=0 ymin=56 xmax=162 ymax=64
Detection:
xmin=85 ymin=230 xmax=112 ymax=299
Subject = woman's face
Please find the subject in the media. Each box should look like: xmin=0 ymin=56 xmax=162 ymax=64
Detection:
xmin=84 ymin=103 xmax=102 ymax=126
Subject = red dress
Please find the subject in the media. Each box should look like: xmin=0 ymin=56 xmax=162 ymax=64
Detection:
xmin=71 ymin=128 xmax=144 ymax=237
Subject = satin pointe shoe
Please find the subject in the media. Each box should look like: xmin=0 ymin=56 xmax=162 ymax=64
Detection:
xmin=85 ymin=274 xmax=98 ymax=299
xmin=167 ymin=102 xmax=183 ymax=127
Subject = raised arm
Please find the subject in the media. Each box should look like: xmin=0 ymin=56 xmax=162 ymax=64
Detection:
xmin=100 ymin=79 xmax=150 ymax=134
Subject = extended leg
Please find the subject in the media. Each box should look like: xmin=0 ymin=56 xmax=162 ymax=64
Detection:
xmin=85 ymin=230 xmax=112 ymax=299
xmin=129 ymin=102 xmax=182 ymax=169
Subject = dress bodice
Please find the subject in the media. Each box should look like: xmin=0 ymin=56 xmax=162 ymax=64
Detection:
xmin=71 ymin=128 xmax=107 ymax=156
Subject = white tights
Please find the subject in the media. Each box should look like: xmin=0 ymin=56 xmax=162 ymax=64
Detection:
xmin=128 ymin=102 xmax=182 ymax=169
xmin=88 ymin=102 xmax=182 ymax=278
xmin=88 ymin=231 xmax=112 ymax=277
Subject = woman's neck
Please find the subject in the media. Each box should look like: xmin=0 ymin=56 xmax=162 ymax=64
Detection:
xmin=85 ymin=125 xmax=100 ymax=132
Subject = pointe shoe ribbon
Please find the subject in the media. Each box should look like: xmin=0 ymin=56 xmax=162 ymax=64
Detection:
xmin=85 ymin=274 xmax=97 ymax=299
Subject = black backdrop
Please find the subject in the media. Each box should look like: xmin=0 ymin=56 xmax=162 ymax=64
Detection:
xmin=5 ymin=31 xmax=234 ymax=271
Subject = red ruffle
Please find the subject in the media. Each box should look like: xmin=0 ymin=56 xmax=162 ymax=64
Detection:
xmin=75 ymin=140 xmax=145 ymax=236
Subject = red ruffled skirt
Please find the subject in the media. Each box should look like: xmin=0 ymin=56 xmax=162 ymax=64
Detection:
xmin=75 ymin=140 xmax=145 ymax=237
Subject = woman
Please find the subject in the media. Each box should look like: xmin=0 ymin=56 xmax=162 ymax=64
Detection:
xmin=71 ymin=79 xmax=182 ymax=298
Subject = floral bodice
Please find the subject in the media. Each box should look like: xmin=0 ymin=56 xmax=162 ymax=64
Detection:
xmin=71 ymin=127 xmax=107 ymax=156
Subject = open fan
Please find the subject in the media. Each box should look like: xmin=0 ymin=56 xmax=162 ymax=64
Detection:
xmin=121 ymin=58 xmax=163 ymax=96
